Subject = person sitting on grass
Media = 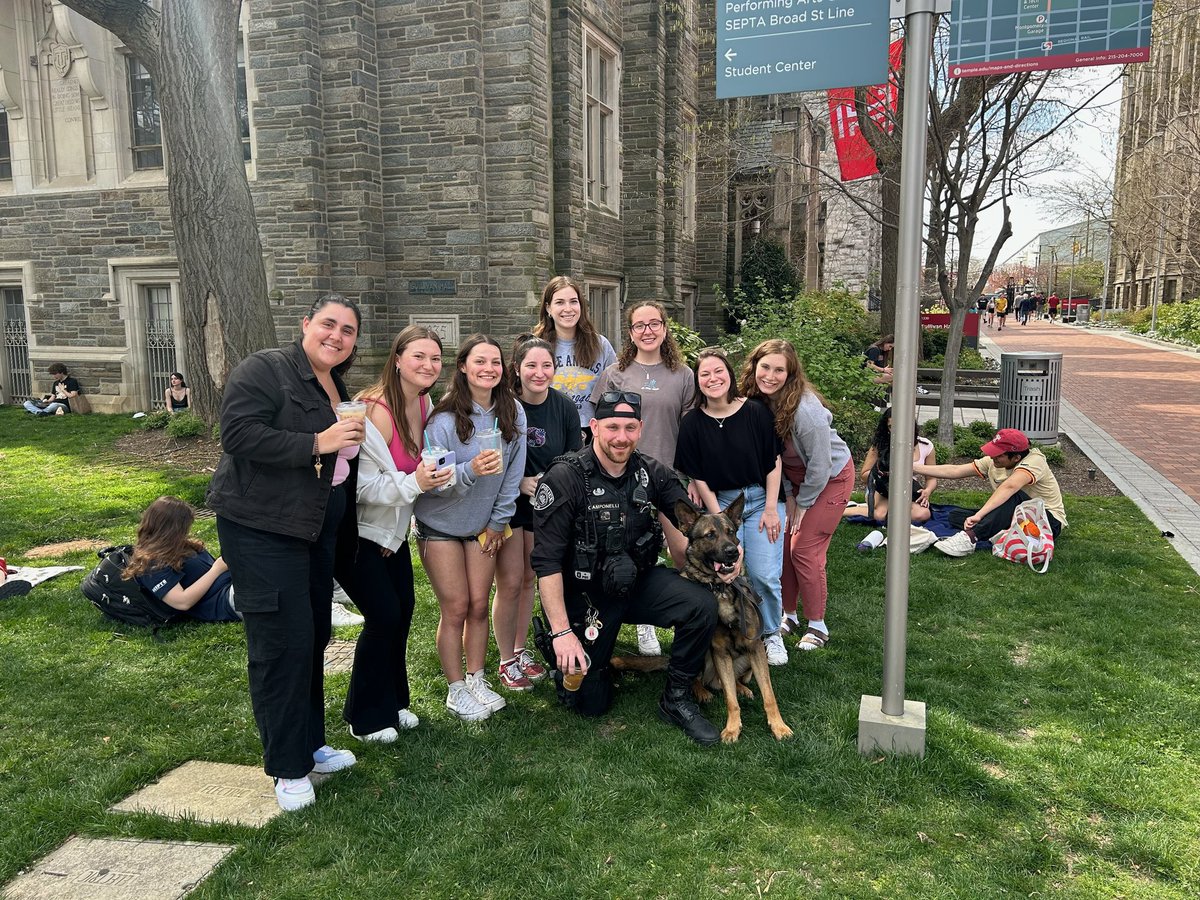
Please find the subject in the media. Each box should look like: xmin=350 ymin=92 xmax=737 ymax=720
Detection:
xmin=843 ymin=407 xmax=937 ymax=526
xmin=125 ymin=496 xmax=241 ymax=622
xmin=23 ymin=363 xmax=81 ymax=416
xmin=912 ymin=428 xmax=1066 ymax=557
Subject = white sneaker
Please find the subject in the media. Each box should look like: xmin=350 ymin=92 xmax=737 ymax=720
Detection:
xmin=274 ymin=775 xmax=316 ymax=812
xmin=465 ymin=670 xmax=507 ymax=712
xmin=935 ymin=530 xmax=978 ymax=558
xmin=763 ymin=631 xmax=788 ymax=666
xmin=637 ymin=623 xmax=663 ymax=655
xmin=396 ymin=708 xmax=419 ymax=729
xmin=331 ymin=601 xmax=364 ymax=627
xmin=311 ymin=745 xmax=357 ymax=774
xmin=446 ymin=681 xmax=491 ymax=721
xmin=350 ymin=726 xmax=399 ymax=744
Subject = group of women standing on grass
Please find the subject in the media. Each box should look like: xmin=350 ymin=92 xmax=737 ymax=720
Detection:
xmin=205 ymin=280 xmax=855 ymax=811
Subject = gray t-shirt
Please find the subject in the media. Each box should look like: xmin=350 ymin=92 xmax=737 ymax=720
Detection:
xmin=590 ymin=361 xmax=696 ymax=467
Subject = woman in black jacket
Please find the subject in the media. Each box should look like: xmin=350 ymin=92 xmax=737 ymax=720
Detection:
xmin=207 ymin=293 xmax=365 ymax=812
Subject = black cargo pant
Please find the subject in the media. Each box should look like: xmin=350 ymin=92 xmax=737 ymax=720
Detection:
xmin=560 ymin=566 xmax=718 ymax=716
xmin=949 ymin=489 xmax=1063 ymax=542
xmin=217 ymin=485 xmax=344 ymax=779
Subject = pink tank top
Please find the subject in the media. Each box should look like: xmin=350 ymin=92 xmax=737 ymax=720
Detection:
xmin=368 ymin=396 xmax=427 ymax=474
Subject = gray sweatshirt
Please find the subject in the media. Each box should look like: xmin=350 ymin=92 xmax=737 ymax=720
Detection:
xmin=414 ymin=402 xmax=527 ymax=536
xmin=788 ymin=390 xmax=852 ymax=508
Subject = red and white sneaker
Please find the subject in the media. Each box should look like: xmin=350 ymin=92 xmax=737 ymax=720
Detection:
xmin=497 ymin=658 xmax=534 ymax=692
xmin=515 ymin=648 xmax=548 ymax=682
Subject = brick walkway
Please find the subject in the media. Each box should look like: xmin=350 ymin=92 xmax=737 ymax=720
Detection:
xmin=986 ymin=318 xmax=1200 ymax=504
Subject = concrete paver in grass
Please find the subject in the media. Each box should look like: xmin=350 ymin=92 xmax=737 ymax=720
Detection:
xmin=110 ymin=761 xmax=283 ymax=827
xmin=324 ymin=638 xmax=355 ymax=674
xmin=2 ymin=836 xmax=232 ymax=899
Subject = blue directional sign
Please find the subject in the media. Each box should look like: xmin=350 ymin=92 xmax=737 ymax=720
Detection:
xmin=716 ymin=0 xmax=891 ymax=98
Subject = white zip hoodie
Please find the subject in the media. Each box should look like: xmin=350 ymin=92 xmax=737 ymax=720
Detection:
xmin=356 ymin=417 xmax=425 ymax=552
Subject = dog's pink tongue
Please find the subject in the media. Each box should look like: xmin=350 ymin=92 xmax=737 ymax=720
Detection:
xmin=713 ymin=561 xmax=723 ymax=573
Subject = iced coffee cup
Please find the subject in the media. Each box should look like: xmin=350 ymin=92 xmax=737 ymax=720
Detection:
xmin=335 ymin=400 xmax=368 ymax=441
xmin=421 ymin=446 xmax=455 ymax=492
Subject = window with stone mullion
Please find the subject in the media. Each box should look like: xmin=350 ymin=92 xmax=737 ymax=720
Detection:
xmin=127 ymin=56 xmax=163 ymax=170
xmin=584 ymin=30 xmax=618 ymax=211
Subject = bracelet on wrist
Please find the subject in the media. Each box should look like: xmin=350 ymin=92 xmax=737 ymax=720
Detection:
xmin=550 ymin=628 xmax=574 ymax=640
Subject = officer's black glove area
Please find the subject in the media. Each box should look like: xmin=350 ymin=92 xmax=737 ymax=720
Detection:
xmin=601 ymin=551 xmax=639 ymax=600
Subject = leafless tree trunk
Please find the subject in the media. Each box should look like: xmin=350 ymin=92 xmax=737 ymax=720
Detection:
xmin=58 ymin=0 xmax=276 ymax=424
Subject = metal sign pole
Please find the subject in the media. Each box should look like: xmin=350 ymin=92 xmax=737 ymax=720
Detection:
xmin=858 ymin=0 xmax=944 ymax=758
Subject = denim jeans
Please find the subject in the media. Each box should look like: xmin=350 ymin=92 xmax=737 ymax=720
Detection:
xmin=24 ymin=400 xmax=66 ymax=415
xmin=716 ymin=484 xmax=785 ymax=637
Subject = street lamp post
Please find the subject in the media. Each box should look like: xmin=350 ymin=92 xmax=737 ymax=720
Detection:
xmin=1151 ymin=198 xmax=1168 ymax=334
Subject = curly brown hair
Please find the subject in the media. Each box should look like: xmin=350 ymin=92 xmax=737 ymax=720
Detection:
xmin=738 ymin=339 xmax=827 ymax=441
xmin=616 ymin=300 xmax=683 ymax=372
xmin=533 ymin=275 xmax=606 ymax=369
xmin=124 ymin=496 xmax=204 ymax=579
xmin=358 ymin=325 xmax=443 ymax=458
xmin=431 ymin=334 xmax=520 ymax=444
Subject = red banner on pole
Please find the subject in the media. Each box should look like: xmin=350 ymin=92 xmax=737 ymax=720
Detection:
xmin=828 ymin=39 xmax=903 ymax=182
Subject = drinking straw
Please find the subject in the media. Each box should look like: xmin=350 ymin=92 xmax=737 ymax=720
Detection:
xmin=424 ymin=431 xmax=432 ymax=452
xmin=493 ymin=417 xmax=498 ymax=432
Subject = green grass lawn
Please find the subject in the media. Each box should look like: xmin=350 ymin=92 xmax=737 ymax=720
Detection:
xmin=1 ymin=405 xmax=1198 ymax=898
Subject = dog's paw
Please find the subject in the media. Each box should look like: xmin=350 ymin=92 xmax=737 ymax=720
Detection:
xmin=736 ymin=683 xmax=754 ymax=699
xmin=721 ymin=726 xmax=741 ymax=743
xmin=771 ymin=722 xmax=793 ymax=741
xmin=693 ymin=685 xmax=713 ymax=703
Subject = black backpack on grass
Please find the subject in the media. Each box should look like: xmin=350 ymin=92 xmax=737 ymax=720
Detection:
xmin=81 ymin=545 xmax=182 ymax=629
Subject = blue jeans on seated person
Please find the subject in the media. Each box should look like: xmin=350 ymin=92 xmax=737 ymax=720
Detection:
xmin=717 ymin=484 xmax=785 ymax=637
xmin=24 ymin=400 xmax=66 ymax=416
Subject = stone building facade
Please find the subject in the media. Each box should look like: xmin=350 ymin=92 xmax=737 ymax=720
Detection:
xmin=1111 ymin=7 xmax=1200 ymax=311
xmin=1 ymin=0 xmax=877 ymax=410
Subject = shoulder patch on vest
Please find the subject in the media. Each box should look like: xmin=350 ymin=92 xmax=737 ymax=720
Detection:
xmin=533 ymin=483 xmax=555 ymax=511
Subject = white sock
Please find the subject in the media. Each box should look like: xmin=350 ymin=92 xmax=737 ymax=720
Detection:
xmin=807 ymin=619 xmax=827 ymax=634
xmin=784 ymin=612 xmax=800 ymax=623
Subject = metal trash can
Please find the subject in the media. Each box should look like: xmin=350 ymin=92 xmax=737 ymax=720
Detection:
xmin=998 ymin=352 xmax=1061 ymax=443
xmin=1075 ymin=303 xmax=1091 ymax=325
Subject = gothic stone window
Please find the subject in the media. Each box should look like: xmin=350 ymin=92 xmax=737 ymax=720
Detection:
xmin=584 ymin=27 xmax=620 ymax=212
xmin=127 ymin=56 xmax=162 ymax=170
xmin=0 ymin=110 xmax=11 ymax=180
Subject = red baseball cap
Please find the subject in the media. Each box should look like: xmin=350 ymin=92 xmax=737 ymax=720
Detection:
xmin=981 ymin=428 xmax=1030 ymax=456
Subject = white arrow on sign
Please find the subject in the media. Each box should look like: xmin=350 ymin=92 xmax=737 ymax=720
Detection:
xmin=724 ymin=48 xmax=737 ymax=62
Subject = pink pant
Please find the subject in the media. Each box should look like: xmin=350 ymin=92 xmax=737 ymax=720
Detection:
xmin=782 ymin=459 xmax=854 ymax=621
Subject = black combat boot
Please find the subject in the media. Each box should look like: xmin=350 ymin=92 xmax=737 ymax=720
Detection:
xmin=658 ymin=670 xmax=720 ymax=746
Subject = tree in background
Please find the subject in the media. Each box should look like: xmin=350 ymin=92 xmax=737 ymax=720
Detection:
xmin=58 ymin=0 xmax=276 ymax=424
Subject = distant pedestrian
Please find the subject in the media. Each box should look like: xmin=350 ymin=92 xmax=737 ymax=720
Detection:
xmin=986 ymin=297 xmax=996 ymax=327
xmin=995 ymin=294 xmax=1008 ymax=331
xmin=1048 ymin=293 xmax=1060 ymax=320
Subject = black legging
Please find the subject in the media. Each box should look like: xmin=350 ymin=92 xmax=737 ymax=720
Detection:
xmin=949 ymin=490 xmax=1062 ymax=542
xmin=342 ymin=539 xmax=417 ymax=734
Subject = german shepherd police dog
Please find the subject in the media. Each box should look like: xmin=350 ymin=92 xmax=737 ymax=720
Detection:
xmin=613 ymin=495 xmax=792 ymax=743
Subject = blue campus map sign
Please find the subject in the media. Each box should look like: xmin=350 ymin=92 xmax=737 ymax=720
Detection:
xmin=949 ymin=0 xmax=1153 ymax=77
xmin=716 ymin=0 xmax=891 ymax=99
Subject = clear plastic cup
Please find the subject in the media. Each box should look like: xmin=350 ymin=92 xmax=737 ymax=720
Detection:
xmin=562 ymin=651 xmax=591 ymax=692
xmin=335 ymin=400 xmax=368 ymax=442
xmin=476 ymin=428 xmax=502 ymax=453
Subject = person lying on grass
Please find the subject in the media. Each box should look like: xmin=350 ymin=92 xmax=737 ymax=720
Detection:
xmin=912 ymin=428 xmax=1066 ymax=558
xmin=124 ymin=496 xmax=242 ymax=622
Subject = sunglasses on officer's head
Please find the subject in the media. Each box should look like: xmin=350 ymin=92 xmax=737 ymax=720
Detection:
xmin=598 ymin=390 xmax=642 ymax=410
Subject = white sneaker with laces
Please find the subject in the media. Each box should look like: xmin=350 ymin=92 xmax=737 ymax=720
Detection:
xmin=350 ymin=726 xmax=399 ymax=744
xmin=274 ymin=775 xmax=316 ymax=812
xmin=763 ymin=631 xmax=788 ymax=666
xmin=466 ymin=670 xmax=507 ymax=712
xmin=636 ymin=624 xmax=662 ymax=656
xmin=446 ymin=681 xmax=491 ymax=721
xmin=331 ymin=602 xmax=365 ymax=627
xmin=396 ymin=708 xmax=419 ymax=729
xmin=935 ymin=530 xmax=978 ymax=558
xmin=311 ymin=745 xmax=357 ymax=774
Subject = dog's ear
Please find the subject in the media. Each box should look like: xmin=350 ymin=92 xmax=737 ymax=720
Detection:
xmin=674 ymin=500 xmax=699 ymax=535
xmin=723 ymin=492 xmax=745 ymax=527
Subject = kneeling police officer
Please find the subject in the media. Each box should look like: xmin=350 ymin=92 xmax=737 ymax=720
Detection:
xmin=531 ymin=391 xmax=737 ymax=746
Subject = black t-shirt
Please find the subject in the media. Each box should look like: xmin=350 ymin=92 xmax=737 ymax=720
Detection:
xmin=674 ymin=400 xmax=781 ymax=499
xmin=864 ymin=346 xmax=886 ymax=369
xmin=530 ymin=447 xmax=690 ymax=588
xmin=135 ymin=550 xmax=238 ymax=622
xmin=49 ymin=376 xmax=81 ymax=411
xmin=512 ymin=388 xmax=582 ymax=528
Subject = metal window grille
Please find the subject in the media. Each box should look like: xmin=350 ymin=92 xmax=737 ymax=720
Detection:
xmin=143 ymin=284 xmax=177 ymax=407
xmin=127 ymin=56 xmax=163 ymax=170
xmin=2 ymin=287 xmax=32 ymax=401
